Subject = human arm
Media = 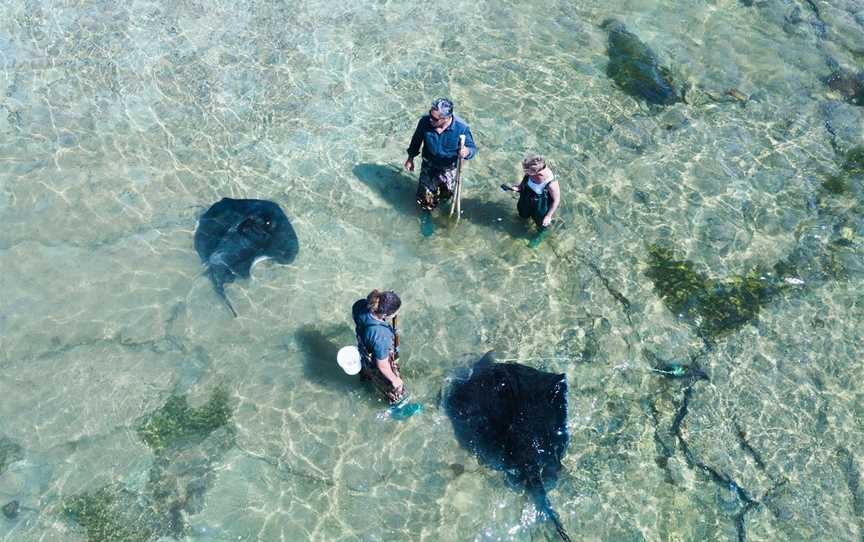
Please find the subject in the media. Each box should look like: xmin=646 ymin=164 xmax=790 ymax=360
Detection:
xmin=369 ymin=328 xmax=402 ymax=389
xmin=459 ymin=124 xmax=477 ymax=159
xmin=376 ymin=358 xmax=403 ymax=390
xmin=505 ymin=175 xmax=527 ymax=193
xmin=542 ymin=180 xmax=561 ymax=227
xmin=405 ymin=118 xmax=425 ymax=170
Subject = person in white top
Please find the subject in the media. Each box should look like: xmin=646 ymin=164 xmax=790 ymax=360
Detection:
xmin=503 ymin=154 xmax=561 ymax=229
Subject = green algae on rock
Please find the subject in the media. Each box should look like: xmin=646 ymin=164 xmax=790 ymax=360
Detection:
xmin=63 ymin=486 xmax=160 ymax=542
xmin=64 ymin=431 xmax=234 ymax=542
xmin=65 ymin=389 xmax=235 ymax=541
xmin=842 ymin=146 xmax=864 ymax=176
xmin=822 ymin=146 xmax=864 ymax=195
xmin=822 ymin=174 xmax=848 ymax=195
xmin=645 ymin=245 xmax=788 ymax=338
xmin=137 ymin=387 xmax=233 ymax=453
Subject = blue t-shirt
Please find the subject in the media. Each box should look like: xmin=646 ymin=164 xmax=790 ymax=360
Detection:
xmin=406 ymin=115 xmax=477 ymax=169
xmin=352 ymin=299 xmax=395 ymax=363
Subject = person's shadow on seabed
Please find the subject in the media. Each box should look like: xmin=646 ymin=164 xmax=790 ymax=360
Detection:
xmin=353 ymin=163 xmax=535 ymax=240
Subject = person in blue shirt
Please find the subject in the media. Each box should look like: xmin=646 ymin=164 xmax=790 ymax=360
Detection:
xmin=404 ymin=98 xmax=477 ymax=211
xmin=352 ymin=289 xmax=405 ymax=405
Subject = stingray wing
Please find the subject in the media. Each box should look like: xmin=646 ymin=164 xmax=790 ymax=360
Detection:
xmin=263 ymin=205 xmax=299 ymax=264
xmin=445 ymin=362 xmax=569 ymax=481
xmin=195 ymin=198 xmax=298 ymax=267
xmin=505 ymin=365 xmax=569 ymax=486
xmin=444 ymin=362 xmax=517 ymax=469
xmin=194 ymin=198 xmax=250 ymax=261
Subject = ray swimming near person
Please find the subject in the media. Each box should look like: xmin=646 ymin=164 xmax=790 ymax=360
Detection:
xmin=443 ymin=352 xmax=572 ymax=541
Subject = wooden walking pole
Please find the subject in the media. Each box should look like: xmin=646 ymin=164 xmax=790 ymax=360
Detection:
xmin=392 ymin=314 xmax=400 ymax=360
xmin=449 ymin=134 xmax=466 ymax=221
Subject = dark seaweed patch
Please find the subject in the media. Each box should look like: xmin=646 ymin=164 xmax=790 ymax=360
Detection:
xmin=826 ymin=70 xmax=863 ymax=107
xmin=822 ymin=174 xmax=848 ymax=195
xmin=843 ymin=147 xmax=864 ymax=174
xmin=63 ymin=486 xmax=159 ymax=542
xmin=137 ymin=387 xmax=232 ymax=453
xmin=2 ymin=500 xmax=20 ymax=520
xmin=65 ymin=389 xmax=234 ymax=541
xmin=645 ymin=245 xmax=787 ymax=339
xmin=822 ymin=146 xmax=864 ymax=194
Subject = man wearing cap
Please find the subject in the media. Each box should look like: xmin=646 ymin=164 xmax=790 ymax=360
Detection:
xmin=404 ymin=98 xmax=477 ymax=211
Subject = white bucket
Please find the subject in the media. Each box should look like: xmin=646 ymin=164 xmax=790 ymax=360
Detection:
xmin=337 ymin=345 xmax=362 ymax=375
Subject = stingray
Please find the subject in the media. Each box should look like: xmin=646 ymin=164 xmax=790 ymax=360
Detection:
xmin=194 ymin=198 xmax=298 ymax=316
xmin=443 ymin=352 xmax=572 ymax=542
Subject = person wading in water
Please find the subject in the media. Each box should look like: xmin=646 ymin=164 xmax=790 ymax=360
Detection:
xmin=502 ymin=154 xmax=561 ymax=246
xmin=404 ymin=98 xmax=477 ymax=213
xmin=351 ymin=290 xmax=406 ymax=405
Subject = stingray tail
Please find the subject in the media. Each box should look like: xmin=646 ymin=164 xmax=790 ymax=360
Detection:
xmin=549 ymin=511 xmax=572 ymax=542
xmin=532 ymin=485 xmax=572 ymax=542
xmin=208 ymin=268 xmax=238 ymax=318
xmin=217 ymin=285 xmax=238 ymax=318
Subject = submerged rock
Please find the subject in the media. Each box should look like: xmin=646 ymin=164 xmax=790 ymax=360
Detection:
xmin=826 ymin=70 xmax=864 ymax=106
xmin=823 ymin=100 xmax=864 ymax=156
xmin=449 ymin=463 xmax=465 ymax=477
xmin=602 ymin=19 xmax=681 ymax=106
xmin=812 ymin=146 xmax=864 ymax=280
xmin=0 ymin=437 xmax=23 ymax=476
xmin=2 ymin=500 xmax=19 ymax=519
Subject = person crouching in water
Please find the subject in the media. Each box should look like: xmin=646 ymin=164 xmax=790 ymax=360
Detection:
xmin=503 ymin=154 xmax=561 ymax=233
xmin=351 ymin=289 xmax=406 ymax=405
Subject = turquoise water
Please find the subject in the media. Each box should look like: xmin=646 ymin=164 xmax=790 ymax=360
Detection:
xmin=1 ymin=0 xmax=863 ymax=540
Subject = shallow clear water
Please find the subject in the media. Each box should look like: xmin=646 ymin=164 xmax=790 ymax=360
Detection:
xmin=1 ymin=0 xmax=863 ymax=540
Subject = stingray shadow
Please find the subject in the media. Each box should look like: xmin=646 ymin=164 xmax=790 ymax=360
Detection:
xmin=295 ymin=324 xmax=358 ymax=392
xmin=352 ymin=163 xmax=418 ymax=217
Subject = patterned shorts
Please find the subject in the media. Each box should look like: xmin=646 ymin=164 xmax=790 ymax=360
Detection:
xmin=416 ymin=162 xmax=458 ymax=211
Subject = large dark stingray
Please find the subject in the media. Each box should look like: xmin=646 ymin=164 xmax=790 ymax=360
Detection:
xmin=602 ymin=18 xmax=680 ymax=106
xmin=194 ymin=198 xmax=298 ymax=316
xmin=443 ymin=353 xmax=571 ymax=542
